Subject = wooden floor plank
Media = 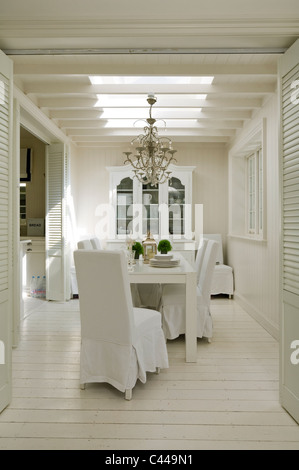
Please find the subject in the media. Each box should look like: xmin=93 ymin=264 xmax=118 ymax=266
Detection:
xmin=0 ymin=296 xmax=298 ymax=450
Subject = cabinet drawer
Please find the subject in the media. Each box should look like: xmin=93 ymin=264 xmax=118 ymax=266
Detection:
xmin=25 ymin=241 xmax=45 ymax=253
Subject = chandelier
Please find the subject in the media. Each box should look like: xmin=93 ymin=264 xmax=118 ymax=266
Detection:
xmin=123 ymin=94 xmax=177 ymax=186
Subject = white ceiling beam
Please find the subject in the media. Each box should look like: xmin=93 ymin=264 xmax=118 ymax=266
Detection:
xmin=59 ymin=119 xmax=243 ymax=129
xmin=74 ymin=136 xmax=231 ymax=146
xmin=12 ymin=60 xmax=278 ymax=77
xmin=1 ymin=17 xmax=296 ymax=36
xmin=49 ymin=108 xmax=253 ymax=120
xmin=39 ymin=97 xmax=263 ymax=108
xmin=66 ymin=128 xmax=236 ymax=137
xmin=39 ymin=98 xmax=98 ymax=108
xmin=13 ymin=85 xmax=70 ymax=144
xmin=23 ymin=82 xmax=276 ymax=95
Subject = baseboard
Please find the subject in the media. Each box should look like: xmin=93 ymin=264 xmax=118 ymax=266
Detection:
xmin=234 ymin=292 xmax=279 ymax=340
xmin=280 ymin=385 xmax=299 ymax=424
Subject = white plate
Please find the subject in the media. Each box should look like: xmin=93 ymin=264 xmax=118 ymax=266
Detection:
xmin=154 ymin=254 xmax=173 ymax=260
xmin=150 ymin=259 xmax=180 ymax=268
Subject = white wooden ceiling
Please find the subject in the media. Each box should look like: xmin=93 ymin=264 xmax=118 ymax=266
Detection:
xmin=1 ymin=0 xmax=299 ymax=146
xmin=11 ymin=53 xmax=279 ymax=146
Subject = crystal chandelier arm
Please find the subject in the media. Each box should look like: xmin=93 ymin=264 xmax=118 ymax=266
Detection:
xmin=123 ymin=152 xmax=141 ymax=170
xmin=123 ymin=94 xmax=177 ymax=186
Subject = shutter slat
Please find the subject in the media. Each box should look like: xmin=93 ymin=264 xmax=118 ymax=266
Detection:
xmin=46 ymin=144 xmax=70 ymax=301
xmin=282 ymin=63 xmax=299 ymax=295
xmin=0 ymin=73 xmax=9 ymax=295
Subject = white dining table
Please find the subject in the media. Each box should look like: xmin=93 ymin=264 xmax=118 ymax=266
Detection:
xmin=128 ymin=255 xmax=197 ymax=363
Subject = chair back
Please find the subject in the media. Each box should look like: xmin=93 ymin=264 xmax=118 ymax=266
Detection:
xmin=198 ymin=240 xmax=219 ymax=304
xmin=195 ymin=238 xmax=208 ymax=284
xmin=90 ymin=237 xmax=102 ymax=250
xmin=77 ymin=239 xmax=93 ymax=250
xmin=74 ymin=250 xmax=134 ymax=345
xmin=203 ymin=234 xmax=223 ymax=264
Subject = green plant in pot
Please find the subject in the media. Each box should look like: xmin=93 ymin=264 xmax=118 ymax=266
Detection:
xmin=132 ymin=242 xmax=144 ymax=259
xmin=158 ymin=239 xmax=172 ymax=255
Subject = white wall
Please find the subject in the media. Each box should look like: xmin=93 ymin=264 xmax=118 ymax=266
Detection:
xmin=70 ymin=142 xmax=229 ymax=256
xmin=227 ymin=93 xmax=280 ymax=338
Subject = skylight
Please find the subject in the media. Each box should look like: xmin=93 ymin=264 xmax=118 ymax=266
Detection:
xmin=89 ymin=76 xmax=214 ymax=85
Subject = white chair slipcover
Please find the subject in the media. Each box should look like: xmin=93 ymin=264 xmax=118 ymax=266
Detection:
xmin=195 ymin=238 xmax=208 ymax=284
xmin=211 ymin=264 xmax=234 ymax=296
xmin=77 ymin=239 xmax=93 ymax=250
xmin=134 ymin=283 xmax=162 ymax=310
xmin=75 ymin=238 xmax=141 ymax=306
xmin=74 ymin=250 xmax=169 ymax=399
xmin=90 ymin=237 xmax=102 ymax=250
xmin=72 ymin=239 xmax=96 ymax=296
xmin=157 ymin=237 xmax=207 ymax=320
xmin=204 ymin=234 xmax=234 ymax=297
xmin=160 ymin=239 xmax=219 ymax=341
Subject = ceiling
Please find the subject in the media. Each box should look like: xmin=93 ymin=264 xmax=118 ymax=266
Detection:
xmin=1 ymin=0 xmax=299 ymax=147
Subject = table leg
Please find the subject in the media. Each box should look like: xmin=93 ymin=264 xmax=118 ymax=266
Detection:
xmin=185 ymin=271 xmax=197 ymax=362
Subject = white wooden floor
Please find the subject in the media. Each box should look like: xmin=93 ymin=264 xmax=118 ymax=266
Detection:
xmin=0 ymin=296 xmax=298 ymax=450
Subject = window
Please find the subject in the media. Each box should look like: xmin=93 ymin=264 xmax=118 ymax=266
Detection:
xmin=229 ymin=120 xmax=266 ymax=240
xmin=247 ymin=148 xmax=263 ymax=236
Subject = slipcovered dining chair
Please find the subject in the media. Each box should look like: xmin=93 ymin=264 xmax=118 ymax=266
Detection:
xmin=74 ymin=249 xmax=169 ymax=400
xmin=134 ymin=284 xmax=162 ymax=310
xmin=90 ymin=237 xmax=102 ymax=250
xmin=77 ymin=237 xmax=141 ymax=307
xmin=160 ymin=239 xmax=218 ymax=342
xmin=77 ymin=239 xmax=93 ymax=250
xmin=195 ymin=238 xmax=208 ymax=283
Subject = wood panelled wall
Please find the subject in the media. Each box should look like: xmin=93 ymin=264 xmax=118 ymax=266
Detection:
xmin=70 ymin=142 xmax=228 ymax=257
xmin=227 ymin=94 xmax=280 ymax=338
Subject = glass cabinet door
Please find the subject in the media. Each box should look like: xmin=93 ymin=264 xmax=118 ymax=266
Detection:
xmin=142 ymin=182 xmax=159 ymax=236
xmin=108 ymin=164 xmax=194 ymax=240
xmin=168 ymin=177 xmax=185 ymax=235
xmin=116 ymin=176 xmax=133 ymax=235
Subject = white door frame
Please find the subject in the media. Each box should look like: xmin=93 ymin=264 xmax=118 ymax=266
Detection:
xmin=0 ymin=50 xmax=13 ymax=413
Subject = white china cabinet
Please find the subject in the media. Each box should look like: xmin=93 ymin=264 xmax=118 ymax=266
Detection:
xmin=106 ymin=164 xmax=196 ymax=262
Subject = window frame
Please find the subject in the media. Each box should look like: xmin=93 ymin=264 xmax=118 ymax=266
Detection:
xmin=246 ymin=147 xmax=263 ymax=238
xmin=228 ymin=119 xmax=266 ymax=242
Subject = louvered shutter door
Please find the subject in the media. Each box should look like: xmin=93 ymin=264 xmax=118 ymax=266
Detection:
xmin=63 ymin=145 xmax=71 ymax=301
xmin=280 ymin=39 xmax=299 ymax=424
xmin=46 ymin=143 xmax=70 ymax=301
xmin=0 ymin=75 xmax=10 ymax=294
xmin=282 ymin=63 xmax=299 ymax=295
xmin=0 ymin=52 xmax=13 ymax=413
